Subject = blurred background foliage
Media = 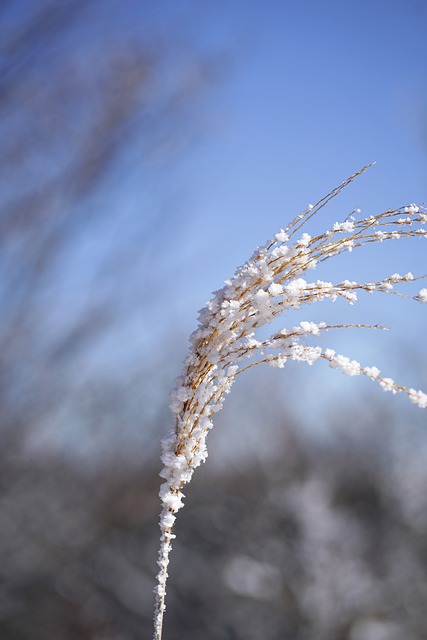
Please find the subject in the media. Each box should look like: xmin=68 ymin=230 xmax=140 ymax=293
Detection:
xmin=1 ymin=1 xmax=427 ymax=639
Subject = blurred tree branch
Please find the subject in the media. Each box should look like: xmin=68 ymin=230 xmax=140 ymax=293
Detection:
xmin=0 ymin=0 xmax=219 ymax=454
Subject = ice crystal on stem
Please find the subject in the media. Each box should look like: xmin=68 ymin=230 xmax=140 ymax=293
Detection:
xmin=153 ymin=165 xmax=427 ymax=640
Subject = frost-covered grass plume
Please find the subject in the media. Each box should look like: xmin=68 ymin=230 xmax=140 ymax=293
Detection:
xmin=153 ymin=165 xmax=427 ymax=640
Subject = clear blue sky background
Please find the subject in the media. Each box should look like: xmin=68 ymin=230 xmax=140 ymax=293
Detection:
xmin=172 ymin=0 xmax=427 ymax=274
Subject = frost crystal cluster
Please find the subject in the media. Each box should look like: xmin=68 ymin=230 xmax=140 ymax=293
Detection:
xmin=153 ymin=166 xmax=427 ymax=640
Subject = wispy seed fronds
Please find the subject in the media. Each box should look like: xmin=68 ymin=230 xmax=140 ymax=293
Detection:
xmin=153 ymin=167 xmax=426 ymax=640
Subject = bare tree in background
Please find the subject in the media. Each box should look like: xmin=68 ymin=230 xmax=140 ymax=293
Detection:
xmin=0 ymin=0 xmax=217 ymax=457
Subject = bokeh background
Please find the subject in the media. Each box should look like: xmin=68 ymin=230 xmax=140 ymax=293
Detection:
xmin=1 ymin=1 xmax=427 ymax=639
